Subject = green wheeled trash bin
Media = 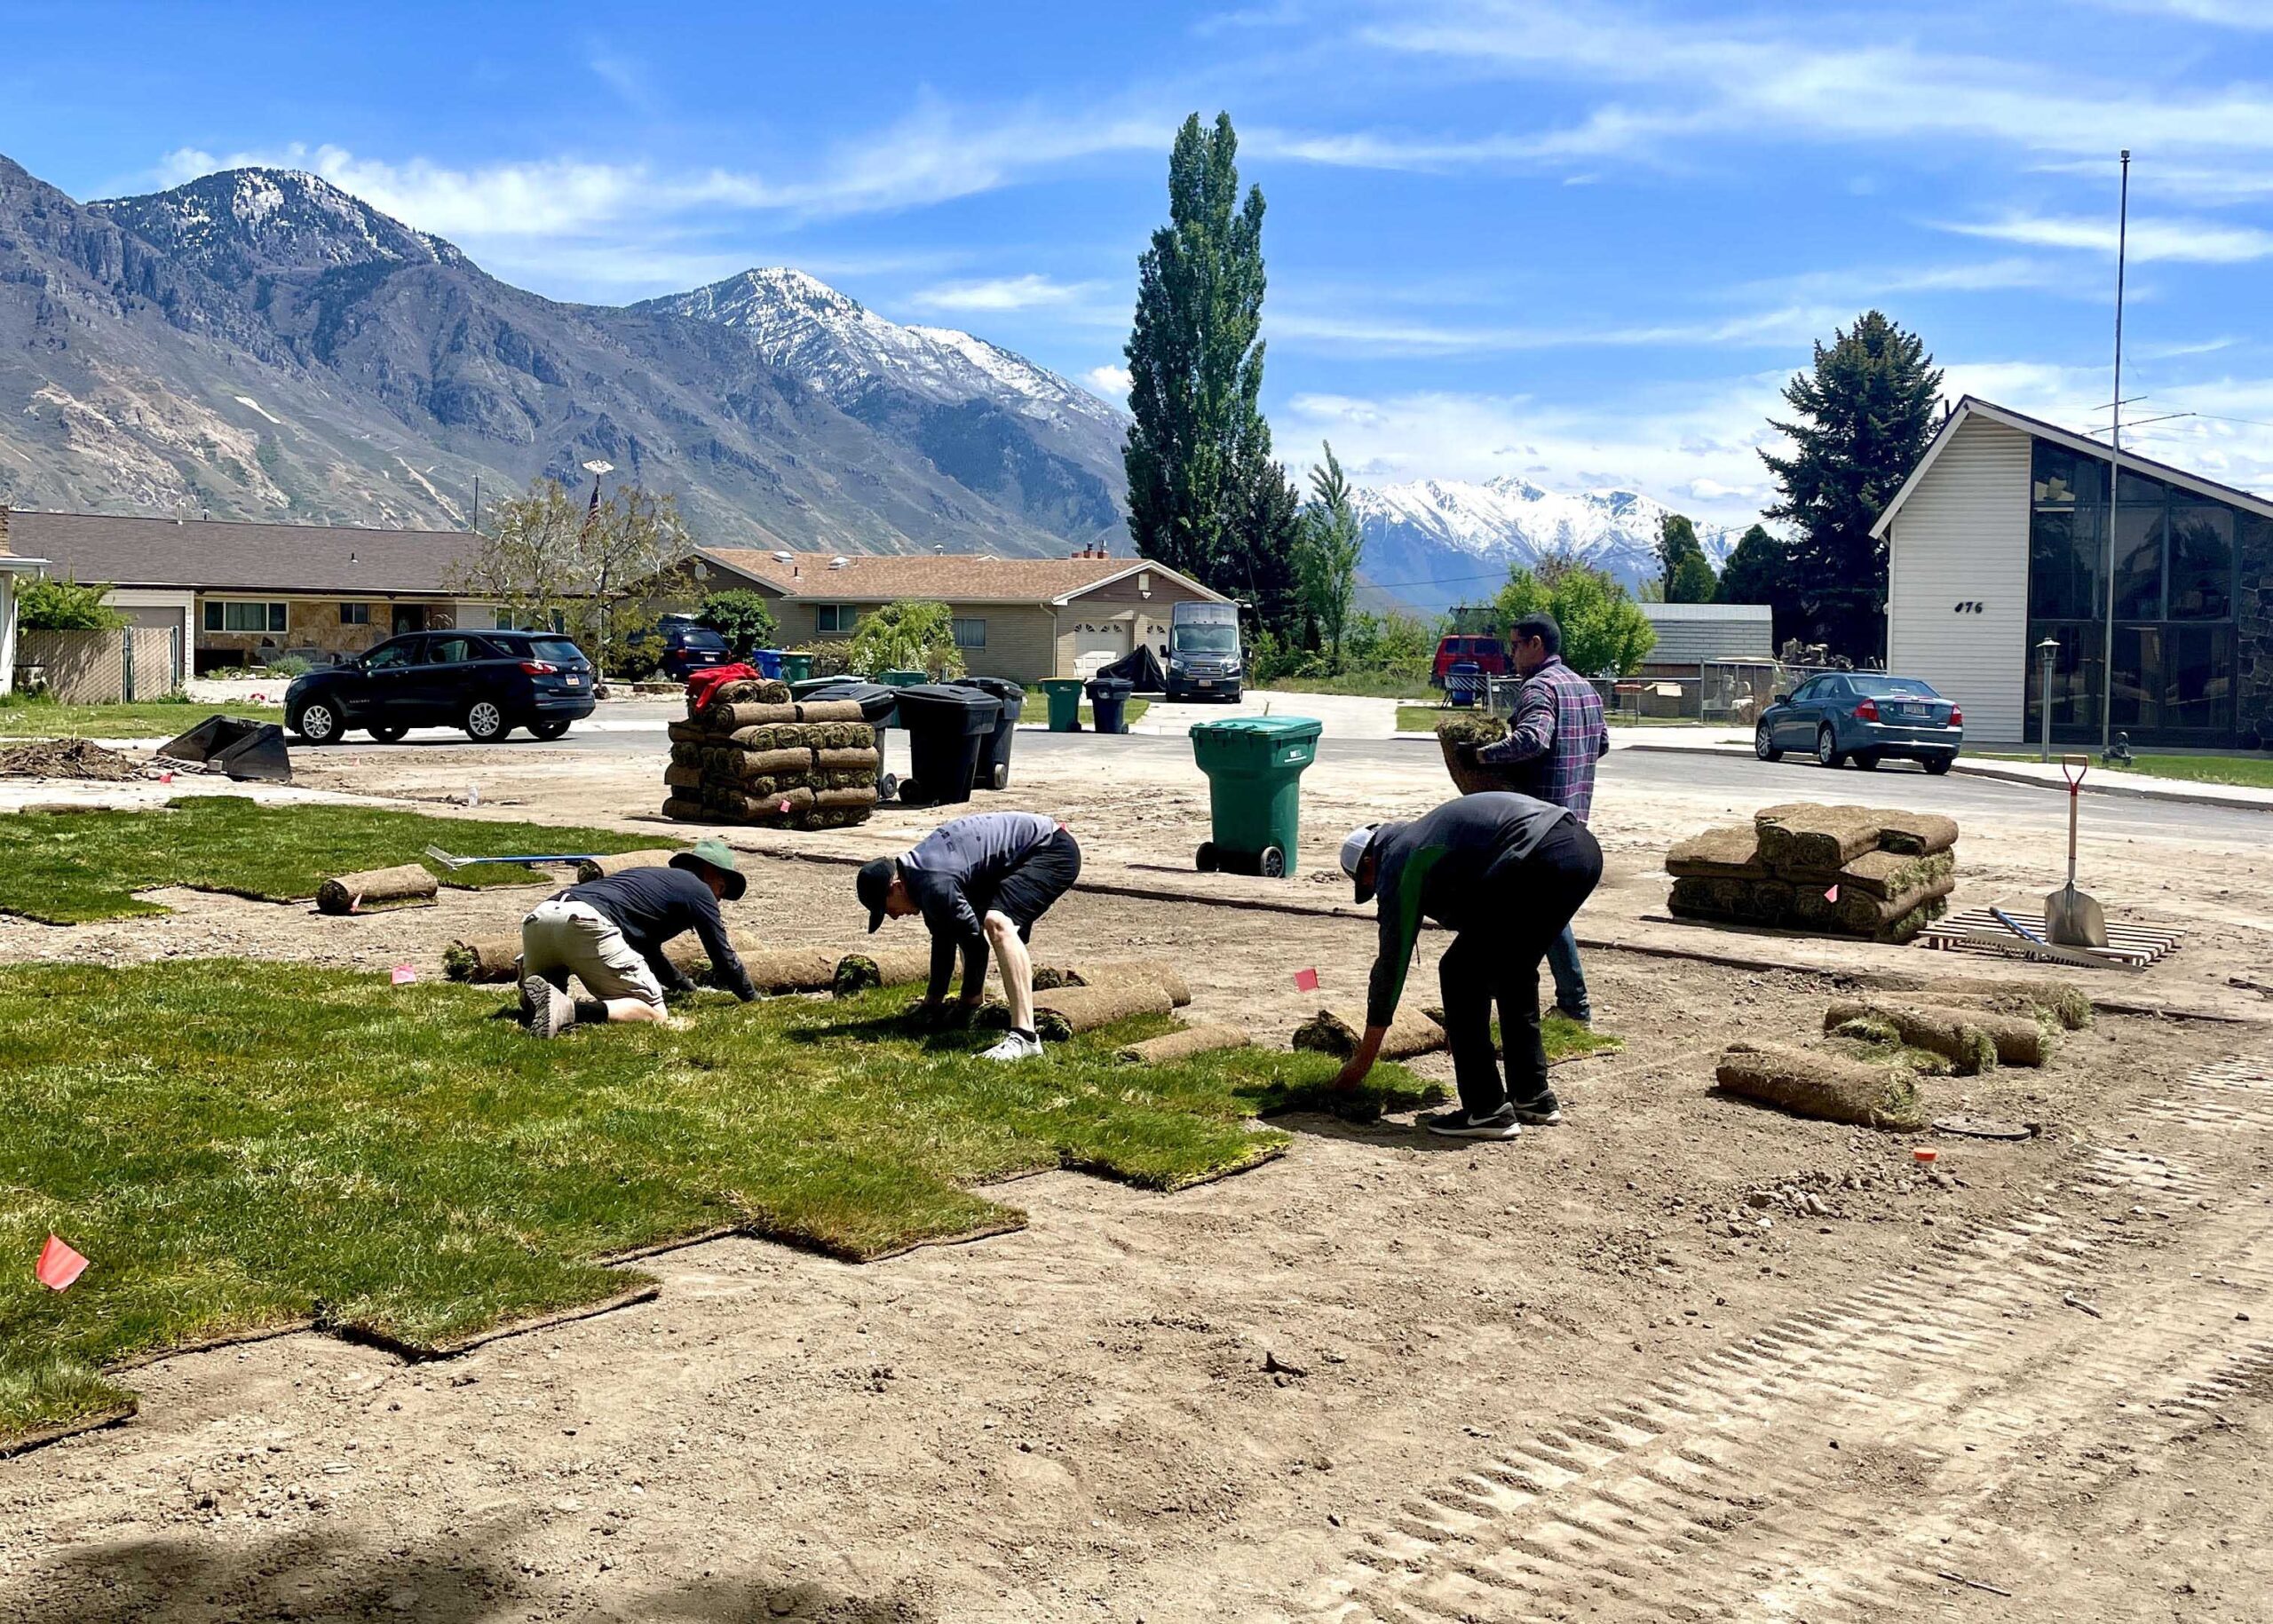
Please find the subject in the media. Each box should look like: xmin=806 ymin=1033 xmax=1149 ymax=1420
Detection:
xmin=1190 ymin=716 xmax=1322 ymax=879
xmin=1039 ymin=677 xmax=1086 ymax=733
xmin=880 ymin=669 xmax=926 ymax=688
xmin=780 ymin=652 xmax=814 ymax=684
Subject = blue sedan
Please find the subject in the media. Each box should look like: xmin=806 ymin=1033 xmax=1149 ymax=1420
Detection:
xmin=1754 ymin=673 xmax=1963 ymax=774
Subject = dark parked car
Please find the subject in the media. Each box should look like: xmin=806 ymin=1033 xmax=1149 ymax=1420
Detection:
xmin=285 ymin=630 xmax=598 ymax=745
xmin=630 ymin=618 xmax=733 ymax=681
xmin=1754 ymin=672 xmax=1963 ymax=773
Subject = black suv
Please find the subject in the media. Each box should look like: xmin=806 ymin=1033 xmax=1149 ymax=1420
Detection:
xmin=625 ymin=617 xmax=733 ymax=681
xmin=284 ymin=630 xmax=598 ymax=745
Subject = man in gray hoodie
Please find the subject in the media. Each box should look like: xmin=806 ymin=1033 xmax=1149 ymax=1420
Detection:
xmin=856 ymin=811 xmax=1083 ymax=1061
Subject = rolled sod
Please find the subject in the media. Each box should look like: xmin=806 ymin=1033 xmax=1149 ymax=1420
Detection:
xmin=1715 ymin=1041 xmax=1928 ymax=1130
xmin=1754 ymin=804 xmax=1883 ymax=870
xmin=1071 ymin=959 xmax=1193 ymax=1008
xmin=316 ymin=863 xmax=439 ymax=915
xmin=725 ymin=946 xmax=841 ymax=994
xmin=812 ymin=786 xmax=878 ymax=812
xmin=663 ymin=764 xmax=705 ymax=789
xmin=1780 ymin=848 xmax=1954 ymax=901
xmin=1035 ymin=981 xmax=1178 ymax=1036
xmin=573 ymin=849 xmax=679 ymax=883
xmin=1827 ymin=998 xmax=2048 ymax=1068
xmin=1790 ymin=872 xmax=1956 ymax=934
xmin=1291 ymin=1007 xmax=1447 ymax=1062
xmin=1666 ymin=824 xmax=1770 ymax=881
xmin=444 ymin=936 xmax=523 ymax=982
xmin=661 ymin=795 xmax=711 ymax=822
xmin=832 ymin=947 xmax=937 ymax=995
xmin=1931 ymin=979 xmax=2093 ymax=1030
xmin=700 ymin=701 xmax=799 ymax=730
xmin=722 ymin=748 xmax=815 ymax=779
xmin=1117 ymin=1024 xmax=1252 ymax=1066
xmin=699 ymin=677 xmax=792 ymax=710
xmin=814 ymin=746 xmax=881 ymax=774
xmin=796 ymin=700 xmax=869 ymax=723
xmin=1873 ymin=810 xmax=1960 ymax=856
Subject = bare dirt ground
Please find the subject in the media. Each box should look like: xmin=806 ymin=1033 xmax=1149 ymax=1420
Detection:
xmin=4 ymin=734 xmax=2273 ymax=1621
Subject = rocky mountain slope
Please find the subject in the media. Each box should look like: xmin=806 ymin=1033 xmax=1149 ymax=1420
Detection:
xmin=0 ymin=154 xmax=1126 ymax=557
xmin=1349 ymin=476 xmax=1740 ymax=612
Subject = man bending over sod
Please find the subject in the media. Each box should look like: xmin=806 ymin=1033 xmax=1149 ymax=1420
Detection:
xmin=519 ymin=838 xmax=758 ymax=1037
xmin=857 ymin=811 xmax=1082 ymax=1063
xmin=1334 ymin=791 xmax=1602 ymax=1139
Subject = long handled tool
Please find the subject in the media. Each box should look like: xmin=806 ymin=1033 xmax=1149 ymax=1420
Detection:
xmin=423 ymin=844 xmax=595 ymax=872
xmin=2044 ymin=756 xmax=2109 ymax=947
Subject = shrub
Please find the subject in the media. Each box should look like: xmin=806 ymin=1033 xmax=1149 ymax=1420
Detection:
xmin=845 ymin=600 xmax=966 ymax=680
xmin=18 ymin=577 xmax=124 ymax=632
xmin=696 ymin=590 xmax=780 ymax=656
xmin=791 ymin=642 xmax=854 ymax=678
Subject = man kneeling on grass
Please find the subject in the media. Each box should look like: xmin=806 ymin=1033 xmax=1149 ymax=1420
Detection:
xmin=1334 ymin=790 xmax=1602 ymax=1139
xmin=519 ymin=839 xmax=758 ymax=1037
xmin=856 ymin=810 xmax=1081 ymax=1063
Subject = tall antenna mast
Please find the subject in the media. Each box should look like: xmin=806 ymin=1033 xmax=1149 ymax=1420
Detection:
xmin=2101 ymin=150 xmax=2129 ymax=753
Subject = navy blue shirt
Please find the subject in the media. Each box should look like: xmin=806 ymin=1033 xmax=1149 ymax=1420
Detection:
xmin=556 ymin=866 xmax=756 ymax=1002
xmin=899 ymin=812 xmax=1059 ymax=1001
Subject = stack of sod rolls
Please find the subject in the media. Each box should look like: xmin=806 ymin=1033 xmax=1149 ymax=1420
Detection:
xmin=661 ymin=677 xmax=881 ymax=829
xmin=1667 ymin=803 xmax=1959 ymax=942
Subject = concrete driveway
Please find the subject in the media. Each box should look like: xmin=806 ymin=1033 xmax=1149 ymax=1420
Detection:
xmin=1120 ymin=688 xmax=1398 ymax=739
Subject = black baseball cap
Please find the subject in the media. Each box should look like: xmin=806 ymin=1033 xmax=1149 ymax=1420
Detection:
xmin=856 ymin=856 xmax=897 ymax=933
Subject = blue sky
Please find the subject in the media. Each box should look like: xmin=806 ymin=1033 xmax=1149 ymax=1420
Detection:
xmin=5 ymin=0 xmax=2273 ymax=526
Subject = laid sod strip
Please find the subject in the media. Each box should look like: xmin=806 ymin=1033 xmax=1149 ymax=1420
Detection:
xmin=0 ymin=960 xmax=1436 ymax=1448
xmin=0 ymin=797 xmax=677 ymax=923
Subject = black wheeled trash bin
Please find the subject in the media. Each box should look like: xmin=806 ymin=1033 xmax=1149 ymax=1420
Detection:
xmin=1085 ymin=677 xmax=1134 ymax=735
xmin=952 ymin=677 xmax=1026 ymax=790
xmin=791 ymin=678 xmax=902 ymax=802
xmin=893 ymin=684 xmax=1002 ymax=806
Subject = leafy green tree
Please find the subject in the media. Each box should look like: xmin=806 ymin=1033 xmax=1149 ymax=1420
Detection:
xmin=1762 ymin=311 xmax=1943 ymax=660
xmin=1123 ymin=112 xmax=1303 ymax=635
xmin=1344 ymin=610 xmax=1435 ymax=677
xmin=1296 ymin=441 xmax=1366 ymax=670
xmin=844 ymin=599 xmax=966 ymax=680
xmin=1656 ymin=514 xmax=1703 ymax=598
xmin=696 ymin=590 xmax=780 ymax=657
xmin=18 ymin=577 xmax=124 ymax=631
xmin=1495 ymin=560 xmax=1655 ymax=677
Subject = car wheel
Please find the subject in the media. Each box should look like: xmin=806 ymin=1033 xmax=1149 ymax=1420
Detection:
xmin=464 ymin=699 xmax=511 ymax=743
xmin=1815 ymin=725 xmax=1844 ymax=769
xmin=366 ymin=725 xmax=408 ymax=743
xmin=1851 ymin=749 xmax=1881 ymax=771
xmin=528 ymin=720 xmax=571 ymax=741
xmin=1924 ymin=753 xmax=1956 ymax=776
xmin=1754 ymin=722 xmax=1782 ymax=763
xmin=291 ymin=700 xmax=344 ymax=745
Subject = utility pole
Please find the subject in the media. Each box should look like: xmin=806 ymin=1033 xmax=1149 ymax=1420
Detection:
xmin=2101 ymin=150 xmax=2129 ymax=754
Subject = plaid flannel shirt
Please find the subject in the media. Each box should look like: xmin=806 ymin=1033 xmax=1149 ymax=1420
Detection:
xmin=1475 ymin=655 xmax=1608 ymax=822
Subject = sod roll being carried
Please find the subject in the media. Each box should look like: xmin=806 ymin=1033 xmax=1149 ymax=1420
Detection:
xmin=1825 ymin=997 xmax=2047 ymax=1069
xmin=444 ymin=935 xmax=523 ymax=982
xmin=1715 ymin=1041 xmax=1928 ymax=1130
xmin=1292 ymin=1006 xmax=1448 ymax=1061
xmin=316 ymin=863 xmax=439 ymax=915
xmin=1069 ymin=959 xmax=1193 ymax=1008
xmin=1117 ymin=1024 xmax=1253 ymax=1066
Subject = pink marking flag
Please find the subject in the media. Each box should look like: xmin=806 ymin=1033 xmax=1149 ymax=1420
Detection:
xmin=391 ymin=964 xmax=417 ymax=986
xmin=36 ymin=1234 xmax=88 ymax=1292
xmin=1294 ymin=968 xmax=1319 ymax=992
xmin=779 ymin=800 xmax=792 ymax=814
xmin=157 ymin=771 xmax=174 ymax=785
xmin=1824 ymin=884 xmax=1840 ymax=903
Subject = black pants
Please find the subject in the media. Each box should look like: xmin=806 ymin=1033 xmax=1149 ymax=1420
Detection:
xmin=1436 ymin=819 xmax=1603 ymax=1114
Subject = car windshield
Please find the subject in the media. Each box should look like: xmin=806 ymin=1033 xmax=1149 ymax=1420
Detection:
xmin=1176 ymin=624 xmax=1239 ymax=653
xmin=1849 ymin=676 xmax=1940 ymax=700
xmin=677 ymin=629 xmax=729 ymax=650
xmin=527 ymin=638 xmax=585 ymax=664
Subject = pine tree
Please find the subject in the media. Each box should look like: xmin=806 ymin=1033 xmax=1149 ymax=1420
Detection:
xmin=1123 ymin=112 xmax=1301 ymax=631
xmin=1715 ymin=523 xmax=1798 ymax=643
xmin=1657 ymin=513 xmax=1704 ymax=598
xmin=1760 ymin=312 xmax=1943 ymax=661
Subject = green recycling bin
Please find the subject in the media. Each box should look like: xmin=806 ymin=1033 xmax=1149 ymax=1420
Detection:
xmin=780 ymin=652 xmax=814 ymax=684
xmin=879 ymin=669 xmax=926 ymax=688
xmin=1190 ymin=715 xmax=1323 ymax=879
xmin=1039 ymin=677 xmax=1087 ymax=733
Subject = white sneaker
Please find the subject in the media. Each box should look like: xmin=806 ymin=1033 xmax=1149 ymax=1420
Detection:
xmin=980 ymin=1029 xmax=1045 ymax=1063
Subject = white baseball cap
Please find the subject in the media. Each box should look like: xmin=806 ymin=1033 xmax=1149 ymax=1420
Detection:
xmin=1340 ymin=825 xmax=1380 ymax=902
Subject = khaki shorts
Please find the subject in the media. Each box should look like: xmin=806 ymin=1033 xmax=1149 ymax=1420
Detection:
xmin=520 ymin=899 xmax=667 ymax=1008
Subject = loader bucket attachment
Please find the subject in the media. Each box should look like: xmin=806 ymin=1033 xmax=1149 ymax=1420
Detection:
xmin=155 ymin=715 xmax=295 ymax=784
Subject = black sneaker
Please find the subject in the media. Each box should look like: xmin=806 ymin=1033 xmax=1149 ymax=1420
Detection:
xmin=1509 ymin=1091 xmax=1563 ymax=1126
xmin=1420 ymin=1104 xmax=1521 ymax=1140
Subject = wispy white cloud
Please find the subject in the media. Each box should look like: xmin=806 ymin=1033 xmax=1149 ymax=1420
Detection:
xmin=907 ymin=273 xmax=1106 ymax=313
xmin=2083 ymin=0 xmax=2273 ymax=24
xmin=1082 ymin=364 xmax=1132 ymax=403
xmin=1937 ymin=211 xmax=2273 ymax=264
xmin=1265 ymin=303 xmax=1841 ymax=356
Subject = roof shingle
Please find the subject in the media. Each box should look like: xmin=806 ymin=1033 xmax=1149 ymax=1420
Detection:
xmin=4 ymin=511 xmax=479 ymax=594
xmin=701 ymin=548 xmax=1170 ymax=604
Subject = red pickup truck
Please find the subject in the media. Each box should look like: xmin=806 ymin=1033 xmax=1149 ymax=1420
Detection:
xmin=1430 ymin=633 xmax=1508 ymax=688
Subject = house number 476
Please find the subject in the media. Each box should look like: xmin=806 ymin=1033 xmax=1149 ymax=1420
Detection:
xmin=1952 ymin=600 xmax=1987 ymax=614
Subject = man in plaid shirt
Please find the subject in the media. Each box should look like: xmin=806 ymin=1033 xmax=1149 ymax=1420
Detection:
xmin=1471 ymin=613 xmax=1607 ymax=1022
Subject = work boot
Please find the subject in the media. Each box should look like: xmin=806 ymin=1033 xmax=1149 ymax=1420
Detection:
xmin=520 ymin=974 xmax=573 ymax=1040
xmin=1419 ymin=1103 xmax=1521 ymax=1140
xmin=979 ymin=1028 xmax=1045 ymax=1063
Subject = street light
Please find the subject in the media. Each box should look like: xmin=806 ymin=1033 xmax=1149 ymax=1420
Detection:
xmin=2036 ymin=635 xmax=2060 ymax=763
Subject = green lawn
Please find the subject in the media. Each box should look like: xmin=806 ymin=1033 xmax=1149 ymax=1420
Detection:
xmin=1976 ymin=750 xmax=2273 ymax=790
xmin=0 ymin=700 xmax=286 ymax=739
xmin=0 ymin=798 xmax=676 ymax=923
xmin=1397 ymin=703 xmax=1451 ymax=733
xmin=0 ymin=959 xmax=1440 ymax=1445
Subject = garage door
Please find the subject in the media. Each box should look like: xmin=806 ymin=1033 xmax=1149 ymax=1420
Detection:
xmin=1073 ymin=621 xmax=1131 ymax=659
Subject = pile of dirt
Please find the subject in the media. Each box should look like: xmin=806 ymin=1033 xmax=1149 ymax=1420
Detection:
xmin=0 ymin=736 xmax=136 ymax=781
xmin=661 ymin=678 xmax=881 ymax=830
xmin=1667 ymin=802 xmax=1959 ymax=941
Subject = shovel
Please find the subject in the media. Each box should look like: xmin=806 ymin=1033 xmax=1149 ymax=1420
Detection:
xmin=2045 ymin=755 xmax=2109 ymax=947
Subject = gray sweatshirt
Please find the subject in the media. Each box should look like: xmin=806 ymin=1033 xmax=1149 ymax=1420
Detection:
xmin=899 ymin=811 xmax=1062 ymax=1001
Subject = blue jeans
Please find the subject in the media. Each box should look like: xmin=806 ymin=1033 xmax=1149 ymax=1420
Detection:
xmin=1546 ymin=925 xmax=1589 ymax=1019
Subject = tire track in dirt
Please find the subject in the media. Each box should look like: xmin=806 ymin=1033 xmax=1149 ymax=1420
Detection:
xmin=1305 ymin=1055 xmax=2273 ymax=1622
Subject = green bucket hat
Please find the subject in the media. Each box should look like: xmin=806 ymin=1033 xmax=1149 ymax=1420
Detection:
xmin=670 ymin=838 xmax=747 ymax=902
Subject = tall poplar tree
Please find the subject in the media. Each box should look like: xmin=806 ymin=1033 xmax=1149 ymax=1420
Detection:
xmin=1123 ymin=112 xmax=1302 ymax=631
xmin=1761 ymin=311 xmax=1943 ymax=660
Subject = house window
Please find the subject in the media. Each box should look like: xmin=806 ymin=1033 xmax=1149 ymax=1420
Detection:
xmin=815 ymin=604 xmax=859 ymax=634
xmin=202 ymin=600 xmax=288 ymax=633
xmin=953 ymin=617 xmax=986 ymax=649
xmin=339 ymin=602 xmax=371 ymax=625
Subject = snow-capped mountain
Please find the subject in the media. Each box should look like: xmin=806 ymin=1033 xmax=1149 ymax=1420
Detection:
xmin=92 ymin=168 xmax=465 ymax=281
xmin=637 ymin=268 xmax=1123 ymax=431
xmin=1349 ymin=476 xmax=1741 ymax=612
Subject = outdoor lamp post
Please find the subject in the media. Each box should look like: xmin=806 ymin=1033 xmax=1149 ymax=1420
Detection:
xmin=581 ymin=459 xmax=614 ymax=680
xmin=2037 ymin=636 xmax=2060 ymax=763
